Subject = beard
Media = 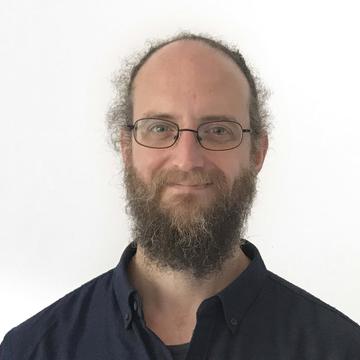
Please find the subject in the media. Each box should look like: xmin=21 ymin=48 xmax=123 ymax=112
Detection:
xmin=123 ymin=162 xmax=257 ymax=279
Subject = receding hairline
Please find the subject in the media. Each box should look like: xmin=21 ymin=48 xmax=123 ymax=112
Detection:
xmin=131 ymin=38 xmax=251 ymax=96
xmin=106 ymin=32 xmax=270 ymax=155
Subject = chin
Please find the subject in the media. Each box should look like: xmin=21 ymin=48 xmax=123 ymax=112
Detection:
xmin=160 ymin=194 xmax=214 ymax=223
xmin=162 ymin=191 xmax=214 ymax=209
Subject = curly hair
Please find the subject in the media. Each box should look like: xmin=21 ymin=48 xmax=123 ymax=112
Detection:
xmin=106 ymin=31 xmax=270 ymax=156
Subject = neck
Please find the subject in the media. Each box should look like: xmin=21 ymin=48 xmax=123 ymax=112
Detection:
xmin=128 ymin=243 xmax=250 ymax=345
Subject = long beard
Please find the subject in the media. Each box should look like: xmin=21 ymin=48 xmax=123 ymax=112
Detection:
xmin=123 ymin=164 xmax=257 ymax=279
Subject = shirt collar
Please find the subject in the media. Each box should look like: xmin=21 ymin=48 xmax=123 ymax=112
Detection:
xmin=113 ymin=242 xmax=138 ymax=329
xmin=217 ymin=240 xmax=268 ymax=333
xmin=112 ymin=240 xmax=268 ymax=331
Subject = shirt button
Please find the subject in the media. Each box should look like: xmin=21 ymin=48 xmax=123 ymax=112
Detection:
xmin=230 ymin=318 xmax=238 ymax=326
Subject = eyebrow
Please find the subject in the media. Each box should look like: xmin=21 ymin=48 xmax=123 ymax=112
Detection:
xmin=139 ymin=112 xmax=241 ymax=123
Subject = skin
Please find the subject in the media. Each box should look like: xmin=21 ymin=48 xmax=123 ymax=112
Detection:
xmin=121 ymin=40 xmax=268 ymax=345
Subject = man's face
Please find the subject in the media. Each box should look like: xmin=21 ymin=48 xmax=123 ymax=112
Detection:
xmin=130 ymin=41 xmax=264 ymax=205
xmin=121 ymin=40 xmax=267 ymax=277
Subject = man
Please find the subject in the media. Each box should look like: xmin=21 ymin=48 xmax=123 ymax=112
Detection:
xmin=1 ymin=32 xmax=359 ymax=360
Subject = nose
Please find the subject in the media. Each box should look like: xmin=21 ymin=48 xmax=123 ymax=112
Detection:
xmin=170 ymin=129 xmax=205 ymax=171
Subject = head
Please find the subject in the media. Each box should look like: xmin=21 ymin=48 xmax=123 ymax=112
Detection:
xmin=107 ymin=32 xmax=270 ymax=278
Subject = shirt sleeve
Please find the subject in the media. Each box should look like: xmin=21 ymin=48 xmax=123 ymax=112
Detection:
xmin=346 ymin=329 xmax=360 ymax=360
xmin=0 ymin=331 xmax=13 ymax=360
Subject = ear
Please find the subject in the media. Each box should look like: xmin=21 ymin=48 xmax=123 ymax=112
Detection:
xmin=252 ymin=134 xmax=268 ymax=175
xmin=120 ymin=129 xmax=132 ymax=166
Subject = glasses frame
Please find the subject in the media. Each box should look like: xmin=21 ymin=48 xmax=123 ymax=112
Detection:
xmin=126 ymin=118 xmax=252 ymax=151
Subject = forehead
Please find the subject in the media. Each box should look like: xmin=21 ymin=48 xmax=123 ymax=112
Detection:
xmin=132 ymin=40 xmax=251 ymax=124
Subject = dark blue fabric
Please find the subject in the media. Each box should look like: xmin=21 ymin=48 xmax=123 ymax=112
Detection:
xmin=167 ymin=343 xmax=189 ymax=360
xmin=1 ymin=241 xmax=360 ymax=359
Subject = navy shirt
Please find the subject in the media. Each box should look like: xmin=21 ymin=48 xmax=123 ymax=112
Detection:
xmin=1 ymin=241 xmax=360 ymax=359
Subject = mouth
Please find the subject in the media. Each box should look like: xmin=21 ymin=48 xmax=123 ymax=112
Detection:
xmin=167 ymin=183 xmax=212 ymax=190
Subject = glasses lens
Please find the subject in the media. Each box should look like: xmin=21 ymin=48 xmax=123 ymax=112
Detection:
xmin=134 ymin=119 xmax=178 ymax=148
xmin=198 ymin=121 xmax=243 ymax=150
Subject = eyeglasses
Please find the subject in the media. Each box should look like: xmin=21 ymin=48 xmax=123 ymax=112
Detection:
xmin=127 ymin=118 xmax=251 ymax=151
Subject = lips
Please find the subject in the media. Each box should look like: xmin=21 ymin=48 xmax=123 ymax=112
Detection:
xmin=163 ymin=183 xmax=214 ymax=198
xmin=167 ymin=183 xmax=213 ymax=192
xmin=170 ymin=183 xmax=211 ymax=187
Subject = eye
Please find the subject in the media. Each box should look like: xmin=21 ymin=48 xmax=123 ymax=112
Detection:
xmin=209 ymin=126 xmax=231 ymax=135
xmin=142 ymin=120 xmax=178 ymax=138
xmin=149 ymin=123 xmax=171 ymax=133
xmin=204 ymin=124 xmax=233 ymax=136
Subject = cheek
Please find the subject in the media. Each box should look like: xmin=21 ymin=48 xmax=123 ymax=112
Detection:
xmin=215 ymin=153 xmax=251 ymax=187
xmin=131 ymin=145 xmax=166 ymax=183
xmin=131 ymin=150 xmax=149 ymax=181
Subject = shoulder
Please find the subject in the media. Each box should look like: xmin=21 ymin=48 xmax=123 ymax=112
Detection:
xmin=262 ymin=271 xmax=360 ymax=347
xmin=267 ymin=271 xmax=358 ymax=324
xmin=0 ymin=269 xmax=115 ymax=359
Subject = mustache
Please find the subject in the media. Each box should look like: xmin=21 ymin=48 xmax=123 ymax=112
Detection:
xmin=159 ymin=169 xmax=214 ymax=184
xmin=147 ymin=168 xmax=228 ymax=197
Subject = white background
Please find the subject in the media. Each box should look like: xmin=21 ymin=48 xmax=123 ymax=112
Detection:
xmin=1 ymin=0 xmax=359 ymax=340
